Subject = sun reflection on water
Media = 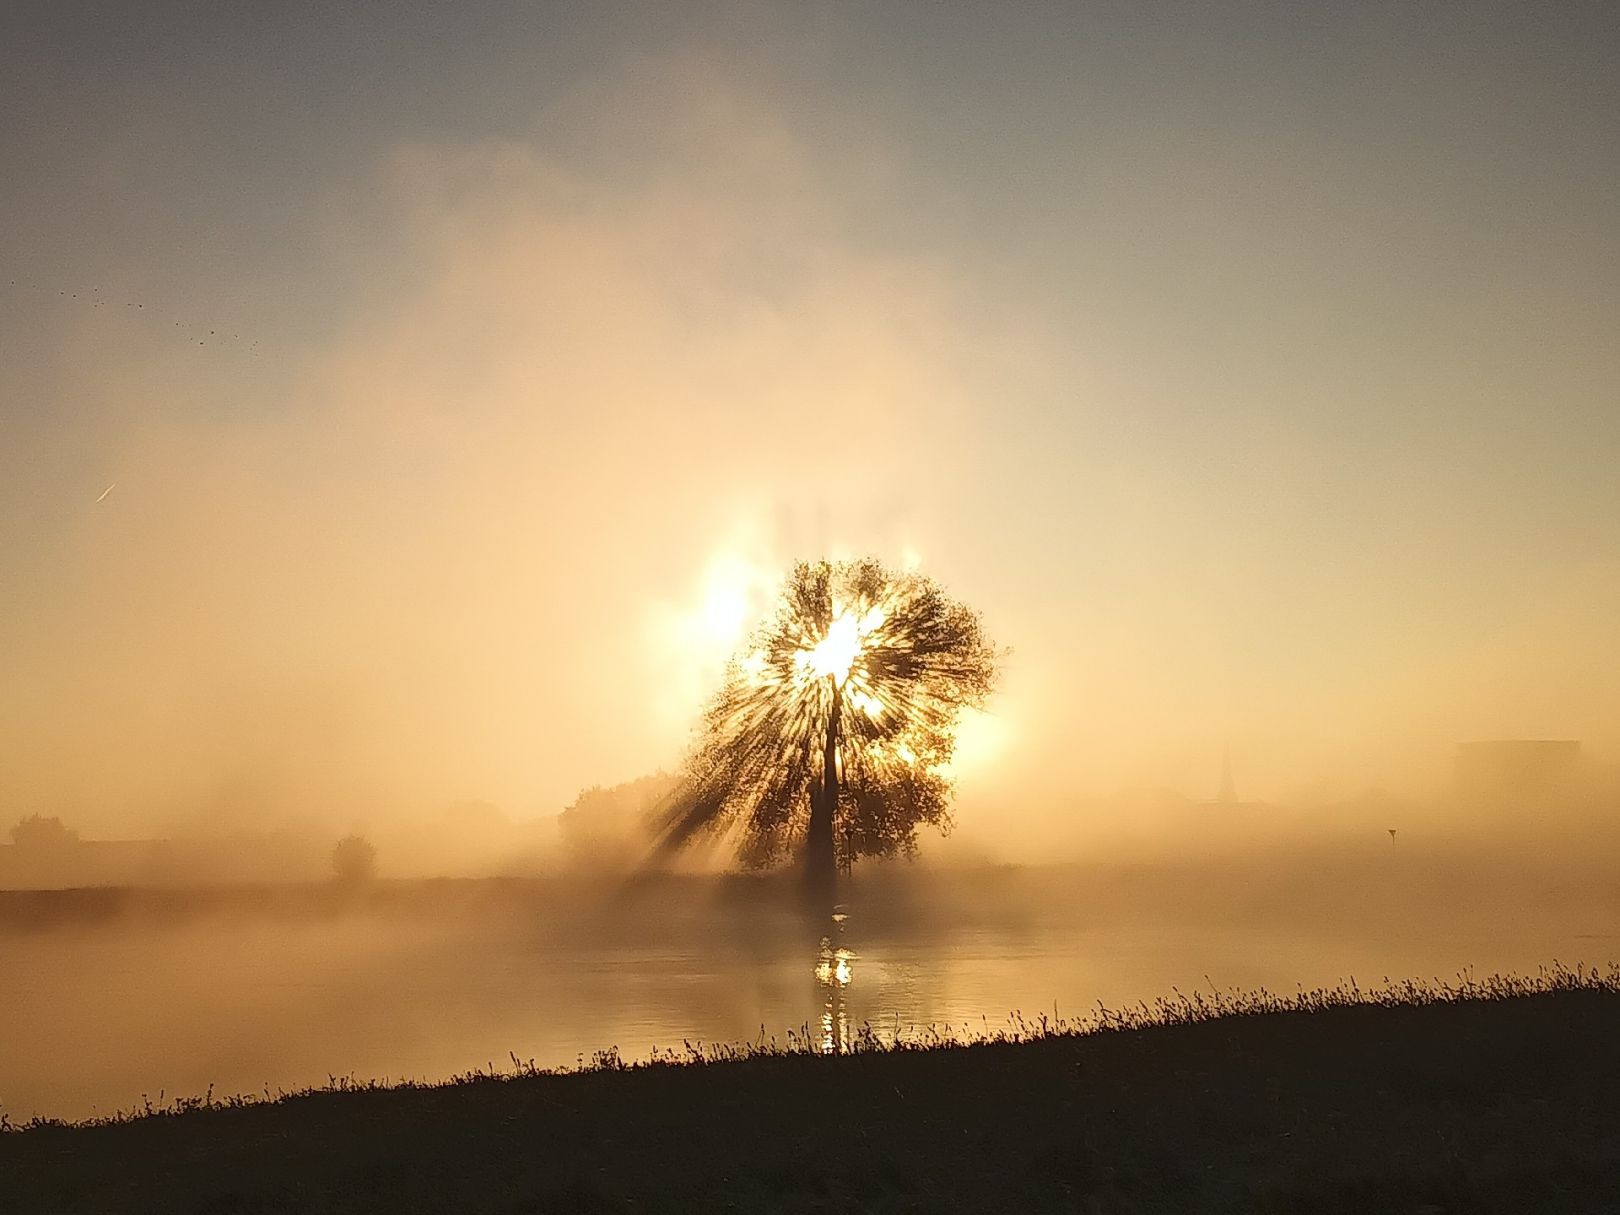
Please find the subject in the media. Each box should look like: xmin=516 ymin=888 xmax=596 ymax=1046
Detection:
xmin=815 ymin=913 xmax=856 ymax=1053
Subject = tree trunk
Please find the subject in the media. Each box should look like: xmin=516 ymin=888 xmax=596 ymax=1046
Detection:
xmin=804 ymin=676 xmax=841 ymax=898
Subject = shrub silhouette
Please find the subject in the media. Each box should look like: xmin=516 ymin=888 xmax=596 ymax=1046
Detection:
xmin=330 ymin=834 xmax=377 ymax=884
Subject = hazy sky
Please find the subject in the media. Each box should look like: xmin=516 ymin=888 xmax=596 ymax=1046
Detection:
xmin=3 ymin=1 xmax=1617 ymax=837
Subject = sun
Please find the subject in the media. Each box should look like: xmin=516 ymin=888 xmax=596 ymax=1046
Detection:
xmin=794 ymin=603 xmax=886 ymax=689
xmin=798 ymin=609 xmax=861 ymax=684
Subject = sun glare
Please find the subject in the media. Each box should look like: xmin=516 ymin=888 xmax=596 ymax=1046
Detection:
xmin=795 ymin=603 xmax=887 ymax=688
xmin=699 ymin=559 xmax=756 ymax=645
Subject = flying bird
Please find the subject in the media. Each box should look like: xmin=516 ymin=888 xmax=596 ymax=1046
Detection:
xmin=95 ymin=482 xmax=116 ymax=503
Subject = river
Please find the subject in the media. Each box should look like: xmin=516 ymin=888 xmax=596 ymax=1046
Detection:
xmin=3 ymin=858 xmax=1614 ymax=1121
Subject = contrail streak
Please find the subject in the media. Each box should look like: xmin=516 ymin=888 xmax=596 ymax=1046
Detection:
xmin=95 ymin=482 xmax=116 ymax=503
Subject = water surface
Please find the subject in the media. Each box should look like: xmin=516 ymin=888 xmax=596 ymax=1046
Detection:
xmin=3 ymin=861 xmax=1613 ymax=1121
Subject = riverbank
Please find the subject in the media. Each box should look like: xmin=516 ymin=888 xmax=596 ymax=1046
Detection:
xmin=5 ymin=843 xmax=1617 ymax=937
xmin=4 ymin=968 xmax=1618 ymax=1213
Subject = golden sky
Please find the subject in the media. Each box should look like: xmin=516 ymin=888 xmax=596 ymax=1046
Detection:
xmin=2 ymin=2 xmax=1617 ymax=837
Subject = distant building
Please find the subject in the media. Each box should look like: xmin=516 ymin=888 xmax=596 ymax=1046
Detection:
xmin=1201 ymin=747 xmax=1266 ymax=811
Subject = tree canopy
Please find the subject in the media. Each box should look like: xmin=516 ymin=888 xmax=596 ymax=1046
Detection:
xmin=656 ymin=558 xmax=999 ymax=877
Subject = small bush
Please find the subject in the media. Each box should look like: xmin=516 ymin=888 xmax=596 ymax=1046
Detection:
xmin=330 ymin=835 xmax=377 ymax=884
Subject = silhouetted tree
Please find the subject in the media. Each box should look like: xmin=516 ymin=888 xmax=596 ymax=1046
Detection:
xmin=9 ymin=815 xmax=80 ymax=850
xmin=560 ymin=774 xmax=679 ymax=870
xmin=656 ymin=559 xmax=999 ymax=893
xmin=331 ymin=834 xmax=377 ymax=884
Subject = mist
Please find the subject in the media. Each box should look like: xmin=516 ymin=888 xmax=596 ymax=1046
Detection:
xmin=3 ymin=0 xmax=1620 ymax=1132
xmin=4 ymin=34 xmax=1616 ymax=854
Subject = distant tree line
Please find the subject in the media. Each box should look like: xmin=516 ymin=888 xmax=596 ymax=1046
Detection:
xmin=8 ymin=816 xmax=80 ymax=850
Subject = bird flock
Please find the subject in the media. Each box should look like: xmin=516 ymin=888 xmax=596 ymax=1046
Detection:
xmin=5 ymin=278 xmax=261 ymax=354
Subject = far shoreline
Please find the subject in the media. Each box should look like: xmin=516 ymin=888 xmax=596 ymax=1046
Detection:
xmin=4 ymin=839 xmax=1617 ymax=934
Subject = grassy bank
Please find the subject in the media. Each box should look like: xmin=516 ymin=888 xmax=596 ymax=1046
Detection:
xmin=5 ymin=966 xmax=1620 ymax=1213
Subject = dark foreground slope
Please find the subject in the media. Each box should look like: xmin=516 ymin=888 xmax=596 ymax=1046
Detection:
xmin=4 ymin=982 xmax=1619 ymax=1214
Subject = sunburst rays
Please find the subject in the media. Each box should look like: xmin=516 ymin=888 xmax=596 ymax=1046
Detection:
xmin=655 ymin=558 xmax=999 ymax=874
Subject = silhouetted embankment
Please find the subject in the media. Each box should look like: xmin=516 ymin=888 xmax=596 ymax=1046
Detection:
xmin=4 ymin=968 xmax=1618 ymax=1213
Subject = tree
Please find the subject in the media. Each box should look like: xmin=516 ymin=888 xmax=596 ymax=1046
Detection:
xmin=559 ymin=774 xmax=679 ymax=869
xmin=331 ymin=834 xmax=377 ymax=884
xmin=655 ymin=559 xmax=999 ymax=893
xmin=9 ymin=815 xmax=80 ymax=850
